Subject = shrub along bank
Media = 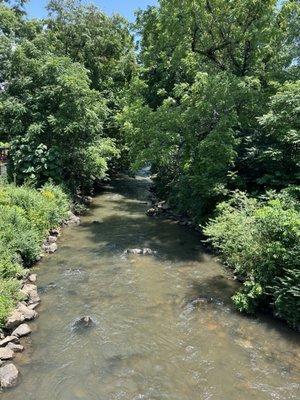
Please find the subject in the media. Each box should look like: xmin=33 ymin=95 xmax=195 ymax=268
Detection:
xmin=0 ymin=181 xmax=70 ymax=327
xmin=204 ymin=189 xmax=300 ymax=328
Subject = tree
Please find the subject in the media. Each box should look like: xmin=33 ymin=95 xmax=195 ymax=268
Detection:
xmin=0 ymin=41 xmax=108 ymax=190
xmin=121 ymin=0 xmax=300 ymax=220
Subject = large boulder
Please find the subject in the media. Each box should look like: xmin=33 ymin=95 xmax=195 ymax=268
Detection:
xmin=12 ymin=323 xmax=31 ymax=338
xmin=0 ymin=347 xmax=14 ymax=360
xmin=5 ymin=310 xmax=25 ymax=330
xmin=0 ymin=364 xmax=19 ymax=388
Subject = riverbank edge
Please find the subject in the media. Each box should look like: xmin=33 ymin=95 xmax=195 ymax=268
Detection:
xmin=0 ymin=210 xmax=82 ymax=389
xmin=145 ymin=184 xmax=300 ymax=332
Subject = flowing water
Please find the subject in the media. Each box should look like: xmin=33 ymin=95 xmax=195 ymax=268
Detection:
xmin=2 ymin=174 xmax=299 ymax=399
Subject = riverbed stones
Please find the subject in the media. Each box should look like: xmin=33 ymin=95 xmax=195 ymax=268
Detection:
xmin=12 ymin=323 xmax=31 ymax=338
xmin=28 ymin=303 xmax=39 ymax=310
xmin=126 ymin=248 xmax=143 ymax=255
xmin=142 ymin=248 xmax=157 ymax=255
xmin=146 ymin=208 xmax=157 ymax=217
xmin=28 ymin=274 xmax=37 ymax=283
xmin=125 ymin=248 xmax=157 ymax=256
xmin=6 ymin=343 xmax=24 ymax=353
xmin=17 ymin=303 xmax=38 ymax=321
xmin=48 ymin=235 xmax=57 ymax=244
xmin=0 ymin=347 xmax=14 ymax=360
xmin=0 ymin=337 xmax=19 ymax=347
xmin=157 ymin=201 xmax=170 ymax=210
xmin=5 ymin=310 xmax=25 ymax=330
xmin=50 ymin=227 xmax=60 ymax=236
xmin=42 ymin=242 xmax=58 ymax=253
xmin=20 ymin=283 xmax=40 ymax=304
xmin=66 ymin=211 xmax=81 ymax=225
xmin=0 ymin=364 xmax=19 ymax=388
xmin=75 ymin=316 xmax=94 ymax=328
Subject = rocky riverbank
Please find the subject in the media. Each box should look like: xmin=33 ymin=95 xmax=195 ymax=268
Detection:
xmin=0 ymin=211 xmax=81 ymax=389
xmin=146 ymin=185 xmax=201 ymax=232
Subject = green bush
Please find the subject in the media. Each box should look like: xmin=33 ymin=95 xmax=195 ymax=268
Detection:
xmin=0 ymin=279 xmax=22 ymax=328
xmin=204 ymin=190 xmax=300 ymax=328
xmin=0 ymin=181 xmax=70 ymax=326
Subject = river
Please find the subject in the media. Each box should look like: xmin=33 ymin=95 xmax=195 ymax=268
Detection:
xmin=2 ymin=174 xmax=299 ymax=399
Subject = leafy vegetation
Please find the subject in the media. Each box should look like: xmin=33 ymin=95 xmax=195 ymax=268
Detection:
xmin=0 ymin=0 xmax=299 ymax=327
xmin=204 ymin=190 xmax=300 ymax=327
xmin=0 ymin=181 xmax=69 ymax=326
xmin=119 ymin=0 xmax=300 ymax=326
xmin=0 ymin=0 xmax=135 ymax=192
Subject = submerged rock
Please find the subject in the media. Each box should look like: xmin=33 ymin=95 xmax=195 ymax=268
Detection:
xmin=125 ymin=248 xmax=157 ymax=256
xmin=0 ymin=364 xmax=19 ymax=388
xmin=142 ymin=248 xmax=157 ymax=255
xmin=73 ymin=316 xmax=95 ymax=333
xmin=146 ymin=208 xmax=157 ymax=217
xmin=126 ymin=248 xmax=143 ymax=255
xmin=12 ymin=323 xmax=31 ymax=338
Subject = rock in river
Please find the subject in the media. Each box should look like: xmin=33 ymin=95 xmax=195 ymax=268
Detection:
xmin=73 ymin=316 xmax=95 ymax=333
xmin=125 ymin=248 xmax=157 ymax=256
xmin=5 ymin=310 xmax=25 ymax=330
xmin=0 ymin=364 xmax=19 ymax=388
xmin=17 ymin=302 xmax=38 ymax=321
xmin=20 ymin=283 xmax=40 ymax=305
xmin=12 ymin=323 xmax=31 ymax=338
xmin=0 ymin=347 xmax=14 ymax=360
xmin=42 ymin=242 xmax=58 ymax=254
xmin=28 ymin=274 xmax=37 ymax=283
xmin=0 ymin=336 xmax=19 ymax=347
xmin=6 ymin=343 xmax=24 ymax=353
xmin=47 ymin=235 xmax=58 ymax=244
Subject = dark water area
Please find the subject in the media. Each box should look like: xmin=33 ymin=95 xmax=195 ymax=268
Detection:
xmin=2 ymin=174 xmax=299 ymax=399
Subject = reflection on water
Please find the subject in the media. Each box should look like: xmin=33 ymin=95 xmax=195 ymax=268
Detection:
xmin=2 ymin=174 xmax=299 ymax=399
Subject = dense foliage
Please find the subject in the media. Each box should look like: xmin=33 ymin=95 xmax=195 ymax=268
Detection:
xmin=119 ymin=0 xmax=300 ymax=325
xmin=0 ymin=181 xmax=69 ymax=326
xmin=0 ymin=0 xmax=299 ymax=327
xmin=122 ymin=1 xmax=299 ymax=215
xmin=204 ymin=190 xmax=300 ymax=327
xmin=0 ymin=0 xmax=135 ymax=192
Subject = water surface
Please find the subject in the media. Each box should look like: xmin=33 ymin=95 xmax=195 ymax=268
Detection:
xmin=3 ymin=175 xmax=300 ymax=399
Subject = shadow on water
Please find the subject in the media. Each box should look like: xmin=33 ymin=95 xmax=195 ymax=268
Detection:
xmin=79 ymin=213 xmax=205 ymax=263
